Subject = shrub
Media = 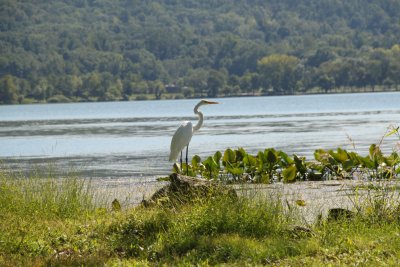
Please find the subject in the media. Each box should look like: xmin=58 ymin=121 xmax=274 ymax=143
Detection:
xmin=47 ymin=94 xmax=72 ymax=103
xmin=135 ymin=95 xmax=148 ymax=101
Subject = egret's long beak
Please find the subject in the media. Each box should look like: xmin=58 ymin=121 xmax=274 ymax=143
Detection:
xmin=205 ymin=100 xmax=219 ymax=104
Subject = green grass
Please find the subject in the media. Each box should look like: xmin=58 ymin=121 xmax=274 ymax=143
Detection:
xmin=1 ymin=168 xmax=400 ymax=266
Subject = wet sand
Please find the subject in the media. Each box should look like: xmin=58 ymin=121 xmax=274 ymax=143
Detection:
xmin=232 ymin=180 xmax=386 ymax=224
xmin=90 ymin=177 xmax=168 ymax=207
xmin=93 ymin=178 xmax=399 ymax=224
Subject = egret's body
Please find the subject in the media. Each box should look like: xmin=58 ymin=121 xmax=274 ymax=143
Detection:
xmin=169 ymin=121 xmax=194 ymax=162
xmin=169 ymin=100 xmax=218 ymax=174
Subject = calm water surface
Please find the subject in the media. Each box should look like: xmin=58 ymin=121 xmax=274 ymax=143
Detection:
xmin=1 ymin=92 xmax=399 ymax=181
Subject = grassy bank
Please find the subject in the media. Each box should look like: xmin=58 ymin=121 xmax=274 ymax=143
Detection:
xmin=1 ymin=169 xmax=400 ymax=266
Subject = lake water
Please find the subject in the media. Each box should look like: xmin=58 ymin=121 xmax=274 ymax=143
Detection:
xmin=1 ymin=92 xmax=399 ymax=181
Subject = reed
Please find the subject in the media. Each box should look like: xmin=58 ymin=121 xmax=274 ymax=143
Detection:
xmin=0 ymin=168 xmax=95 ymax=219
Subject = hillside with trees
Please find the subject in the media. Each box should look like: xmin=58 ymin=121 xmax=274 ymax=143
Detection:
xmin=1 ymin=0 xmax=400 ymax=104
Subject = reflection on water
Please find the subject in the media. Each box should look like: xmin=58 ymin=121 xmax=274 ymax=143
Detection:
xmin=1 ymin=92 xmax=399 ymax=180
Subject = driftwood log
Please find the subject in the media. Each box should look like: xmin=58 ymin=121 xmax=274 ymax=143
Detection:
xmin=142 ymin=173 xmax=237 ymax=207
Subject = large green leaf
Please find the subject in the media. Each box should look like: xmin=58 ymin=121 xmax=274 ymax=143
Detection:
xmin=213 ymin=151 xmax=222 ymax=165
xmin=329 ymin=148 xmax=348 ymax=163
xmin=294 ymin=155 xmax=307 ymax=174
xmin=203 ymin=156 xmax=218 ymax=170
xmin=236 ymin=147 xmax=247 ymax=161
xmin=257 ymin=151 xmax=265 ymax=169
xmin=223 ymin=148 xmax=236 ymax=164
xmin=385 ymin=152 xmax=400 ymax=167
xmin=243 ymin=153 xmax=257 ymax=167
xmin=359 ymin=155 xmax=376 ymax=169
xmin=342 ymin=159 xmax=356 ymax=171
xmin=257 ymin=151 xmax=265 ymax=161
xmin=265 ymin=149 xmax=278 ymax=164
xmin=314 ymin=149 xmax=328 ymax=163
xmin=191 ymin=155 xmax=201 ymax=168
xmin=227 ymin=167 xmax=244 ymax=176
xmin=203 ymin=156 xmax=219 ymax=179
xmin=328 ymin=156 xmax=338 ymax=166
xmin=348 ymin=151 xmax=361 ymax=165
xmin=279 ymin=151 xmax=293 ymax=166
xmin=283 ymin=165 xmax=297 ymax=183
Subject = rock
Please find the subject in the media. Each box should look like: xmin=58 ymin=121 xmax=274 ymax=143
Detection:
xmin=142 ymin=173 xmax=237 ymax=207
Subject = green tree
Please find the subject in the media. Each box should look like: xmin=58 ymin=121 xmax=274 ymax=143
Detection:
xmin=102 ymin=79 xmax=123 ymax=101
xmin=207 ymin=69 xmax=225 ymax=97
xmin=257 ymin=54 xmax=299 ymax=94
xmin=182 ymin=87 xmax=194 ymax=98
xmin=317 ymin=74 xmax=335 ymax=93
xmin=0 ymin=75 xmax=18 ymax=104
xmin=31 ymin=78 xmax=52 ymax=101
xmin=145 ymin=28 xmax=181 ymax=60
xmin=307 ymin=48 xmax=336 ymax=67
xmin=85 ymin=72 xmax=102 ymax=98
xmin=58 ymin=75 xmax=83 ymax=98
xmin=1 ymin=0 xmax=400 ymax=103
xmin=185 ymin=69 xmax=208 ymax=97
xmin=388 ymin=45 xmax=400 ymax=89
xmin=133 ymin=81 xmax=149 ymax=95
xmin=151 ymin=80 xmax=165 ymax=100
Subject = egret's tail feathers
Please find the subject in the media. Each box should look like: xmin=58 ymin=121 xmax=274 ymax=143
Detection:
xmin=169 ymin=150 xmax=179 ymax=162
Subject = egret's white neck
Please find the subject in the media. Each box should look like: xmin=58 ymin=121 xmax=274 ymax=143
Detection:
xmin=193 ymin=102 xmax=204 ymax=132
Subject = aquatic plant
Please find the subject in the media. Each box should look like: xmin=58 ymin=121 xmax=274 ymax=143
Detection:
xmin=172 ymin=144 xmax=400 ymax=183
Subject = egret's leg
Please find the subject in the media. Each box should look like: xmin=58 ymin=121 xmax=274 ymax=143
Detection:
xmin=180 ymin=151 xmax=183 ymax=173
xmin=186 ymin=144 xmax=189 ymax=176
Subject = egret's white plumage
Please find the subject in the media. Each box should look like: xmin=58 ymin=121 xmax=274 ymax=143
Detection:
xmin=169 ymin=121 xmax=193 ymax=161
xmin=169 ymin=100 xmax=219 ymax=166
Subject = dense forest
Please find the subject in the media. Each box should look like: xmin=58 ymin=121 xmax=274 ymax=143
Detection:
xmin=1 ymin=0 xmax=400 ymax=104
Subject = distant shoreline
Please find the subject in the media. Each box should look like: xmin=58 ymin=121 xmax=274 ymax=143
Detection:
xmin=2 ymin=87 xmax=399 ymax=106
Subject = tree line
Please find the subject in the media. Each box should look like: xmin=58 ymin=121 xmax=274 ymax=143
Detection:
xmin=1 ymin=0 xmax=400 ymax=104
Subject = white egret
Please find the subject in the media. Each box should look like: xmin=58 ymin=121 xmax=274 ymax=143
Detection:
xmin=169 ymin=99 xmax=219 ymax=175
